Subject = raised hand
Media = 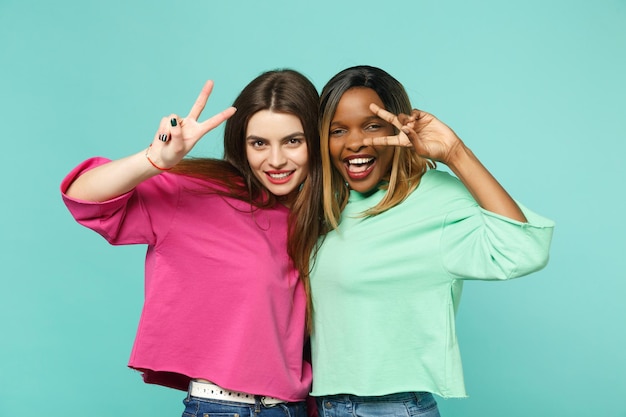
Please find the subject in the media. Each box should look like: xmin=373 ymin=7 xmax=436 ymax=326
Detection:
xmin=364 ymin=103 xmax=464 ymax=166
xmin=364 ymin=104 xmax=526 ymax=221
xmin=148 ymin=80 xmax=237 ymax=169
xmin=66 ymin=80 xmax=236 ymax=202
xmin=361 ymin=103 xmax=413 ymax=148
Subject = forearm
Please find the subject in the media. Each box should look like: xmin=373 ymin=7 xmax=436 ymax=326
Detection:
xmin=446 ymin=144 xmax=527 ymax=222
xmin=65 ymin=149 xmax=163 ymax=202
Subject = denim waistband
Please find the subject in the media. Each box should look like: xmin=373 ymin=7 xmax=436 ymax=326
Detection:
xmin=316 ymin=392 xmax=431 ymax=403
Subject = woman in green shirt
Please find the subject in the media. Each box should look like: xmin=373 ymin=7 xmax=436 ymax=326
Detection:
xmin=308 ymin=66 xmax=554 ymax=416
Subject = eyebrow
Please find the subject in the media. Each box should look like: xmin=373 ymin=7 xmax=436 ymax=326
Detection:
xmin=246 ymin=132 xmax=305 ymax=141
xmin=330 ymin=115 xmax=385 ymax=127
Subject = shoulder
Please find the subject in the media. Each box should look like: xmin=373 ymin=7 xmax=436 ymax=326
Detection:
xmin=421 ymin=169 xmax=462 ymax=187
xmin=410 ymin=169 xmax=472 ymax=200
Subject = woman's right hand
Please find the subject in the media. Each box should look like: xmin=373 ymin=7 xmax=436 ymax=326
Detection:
xmin=65 ymin=80 xmax=236 ymax=202
xmin=145 ymin=80 xmax=237 ymax=170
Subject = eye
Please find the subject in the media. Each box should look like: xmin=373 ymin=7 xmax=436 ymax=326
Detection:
xmin=248 ymin=139 xmax=266 ymax=149
xmin=364 ymin=123 xmax=382 ymax=131
xmin=330 ymin=128 xmax=346 ymax=136
xmin=287 ymin=137 xmax=304 ymax=146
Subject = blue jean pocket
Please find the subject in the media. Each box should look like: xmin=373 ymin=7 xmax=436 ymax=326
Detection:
xmin=317 ymin=392 xmax=440 ymax=417
xmin=182 ymin=397 xmax=248 ymax=417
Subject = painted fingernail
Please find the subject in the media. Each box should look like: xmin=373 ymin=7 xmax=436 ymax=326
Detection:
xmin=170 ymin=118 xmax=177 ymax=127
xmin=159 ymin=134 xmax=168 ymax=142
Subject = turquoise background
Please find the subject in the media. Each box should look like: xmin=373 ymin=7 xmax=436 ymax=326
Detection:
xmin=1 ymin=0 xmax=624 ymax=415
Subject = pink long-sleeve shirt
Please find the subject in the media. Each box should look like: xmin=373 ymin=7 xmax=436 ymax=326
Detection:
xmin=61 ymin=158 xmax=312 ymax=401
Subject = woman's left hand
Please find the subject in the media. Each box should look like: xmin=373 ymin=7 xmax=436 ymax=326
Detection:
xmin=364 ymin=103 xmax=465 ymax=165
xmin=366 ymin=104 xmax=527 ymax=222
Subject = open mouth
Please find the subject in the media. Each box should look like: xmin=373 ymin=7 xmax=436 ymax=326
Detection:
xmin=346 ymin=157 xmax=374 ymax=172
xmin=265 ymin=170 xmax=294 ymax=184
xmin=344 ymin=156 xmax=375 ymax=179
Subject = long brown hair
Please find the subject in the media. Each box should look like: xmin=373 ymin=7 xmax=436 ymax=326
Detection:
xmin=173 ymin=69 xmax=323 ymax=330
xmin=319 ymin=65 xmax=435 ymax=228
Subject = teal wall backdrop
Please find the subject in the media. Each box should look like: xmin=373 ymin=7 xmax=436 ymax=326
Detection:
xmin=1 ymin=0 xmax=624 ymax=416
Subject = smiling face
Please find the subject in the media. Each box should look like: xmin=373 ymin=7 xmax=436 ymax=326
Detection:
xmin=328 ymin=87 xmax=396 ymax=194
xmin=245 ymin=110 xmax=309 ymax=205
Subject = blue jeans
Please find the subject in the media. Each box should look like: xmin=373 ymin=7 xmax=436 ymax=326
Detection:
xmin=182 ymin=395 xmax=308 ymax=417
xmin=315 ymin=392 xmax=440 ymax=417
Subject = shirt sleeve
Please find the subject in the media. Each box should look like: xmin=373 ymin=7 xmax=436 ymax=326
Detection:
xmin=60 ymin=157 xmax=179 ymax=246
xmin=441 ymin=202 xmax=555 ymax=281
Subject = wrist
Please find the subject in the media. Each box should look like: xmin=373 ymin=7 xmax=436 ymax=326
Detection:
xmin=444 ymin=141 xmax=473 ymax=173
xmin=145 ymin=144 xmax=173 ymax=171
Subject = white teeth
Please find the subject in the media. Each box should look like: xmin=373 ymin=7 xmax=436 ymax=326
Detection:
xmin=348 ymin=157 xmax=373 ymax=165
xmin=269 ymin=172 xmax=291 ymax=179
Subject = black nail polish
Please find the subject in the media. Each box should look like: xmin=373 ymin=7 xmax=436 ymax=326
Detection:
xmin=170 ymin=118 xmax=177 ymax=127
xmin=160 ymin=134 xmax=168 ymax=142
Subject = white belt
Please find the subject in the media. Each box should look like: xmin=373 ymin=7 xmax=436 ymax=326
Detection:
xmin=189 ymin=380 xmax=286 ymax=406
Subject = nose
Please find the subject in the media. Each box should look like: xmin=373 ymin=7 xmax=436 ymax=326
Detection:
xmin=345 ymin=131 xmax=366 ymax=152
xmin=268 ymin=146 xmax=287 ymax=168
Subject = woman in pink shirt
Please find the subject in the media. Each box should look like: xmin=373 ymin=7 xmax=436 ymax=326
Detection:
xmin=61 ymin=70 xmax=322 ymax=417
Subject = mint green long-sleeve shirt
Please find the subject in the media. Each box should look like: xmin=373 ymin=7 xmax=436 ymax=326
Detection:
xmin=310 ymin=169 xmax=554 ymax=398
